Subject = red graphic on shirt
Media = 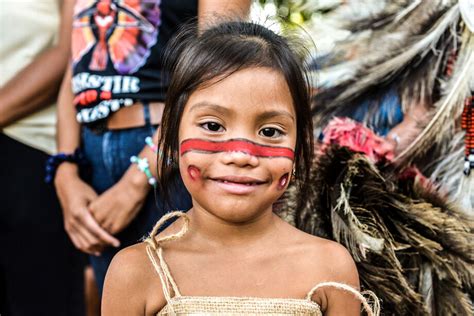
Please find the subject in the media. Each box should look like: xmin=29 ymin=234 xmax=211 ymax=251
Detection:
xmin=74 ymin=90 xmax=112 ymax=107
xmin=72 ymin=0 xmax=161 ymax=74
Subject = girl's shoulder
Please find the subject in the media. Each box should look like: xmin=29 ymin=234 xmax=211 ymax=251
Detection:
xmin=105 ymin=242 xmax=160 ymax=287
xmin=102 ymin=242 xmax=167 ymax=314
xmin=281 ymin=226 xmax=361 ymax=311
xmin=282 ymin=222 xmax=359 ymax=285
xmin=108 ymin=242 xmax=151 ymax=276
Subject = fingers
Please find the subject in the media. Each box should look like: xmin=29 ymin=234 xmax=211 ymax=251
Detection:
xmin=66 ymin=224 xmax=103 ymax=256
xmin=75 ymin=223 xmax=108 ymax=256
xmin=91 ymin=206 xmax=127 ymax=236
xmin=80 ymin=210 xmax=121 ymax=248
xmin=89 ymin=190 xmax=145 ymax=235
xmin=88 ymin=200 xmax=106 ymax=227
xmin=64 ymin=206 xmax=120 ymax=255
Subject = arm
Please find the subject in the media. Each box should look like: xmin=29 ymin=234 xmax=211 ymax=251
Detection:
xmin=88 ymin=131 xmax=155 ymax=234
xmin=310 ymin=244 xmax=362 ymax=316
xmin=102 ymin=244 xmax=164 ymax=315
xmin=198 ymin=0 xmax=252 ymax=27
xmin=0 ymin=0 xmax=74 ymax=128
xmin=54 ymin=66 xmax=120 ymax=254
xmin=53 ymin=2 xmax=120 ymax=254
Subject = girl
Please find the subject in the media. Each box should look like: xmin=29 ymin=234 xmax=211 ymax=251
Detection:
xmin=102 ymin=21 xmax=379 ymax=315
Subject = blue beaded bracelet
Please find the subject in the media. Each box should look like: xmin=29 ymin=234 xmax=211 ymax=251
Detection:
xmin=45 ymin=148 xmax=89 ymax=184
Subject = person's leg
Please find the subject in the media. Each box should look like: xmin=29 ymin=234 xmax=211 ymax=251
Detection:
xmin=84 ymin=265 xmax=101 ymax=316
xmin=0 ymin=133 xmax=85 ymax=316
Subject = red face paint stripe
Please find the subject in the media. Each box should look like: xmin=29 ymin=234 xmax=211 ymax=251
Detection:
xmin=180 ymin=138 xmax=295 ymax=160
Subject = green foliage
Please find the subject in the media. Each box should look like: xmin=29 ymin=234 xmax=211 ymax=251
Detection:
xmin=256 ymin=0 xmax=316 ymax=25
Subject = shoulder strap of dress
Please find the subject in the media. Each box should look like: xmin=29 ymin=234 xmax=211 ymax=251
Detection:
xmin=306 ymin=281 xmax=380 ymax=316
xmin=145 ymin=211 xmax=189 ymax=304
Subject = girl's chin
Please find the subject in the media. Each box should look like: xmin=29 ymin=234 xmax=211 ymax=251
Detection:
xmin=196 ymin=200 xmax=274 ymax=224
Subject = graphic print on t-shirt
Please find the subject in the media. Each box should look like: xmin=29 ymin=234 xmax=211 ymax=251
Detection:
xmin=72 ymin=0 xmax=161 ymax=74
xmin=71 ymin=0 xmax=162 ymax=123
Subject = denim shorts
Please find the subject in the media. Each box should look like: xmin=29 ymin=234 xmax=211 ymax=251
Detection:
xmin=81 ymin=107 xmax=192 ymax=294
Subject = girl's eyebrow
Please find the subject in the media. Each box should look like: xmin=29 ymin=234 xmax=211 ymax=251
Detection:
xmin=188 ymin=102 xmax=232 ymax=115
xmin=257 ymin=110 xmax=295 ymax=122
xmin=189 ymin=101 xmax=294 ymax=122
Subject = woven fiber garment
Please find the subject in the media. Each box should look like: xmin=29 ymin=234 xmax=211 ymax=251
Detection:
xmin=157 ymin=296 xmax=322 ymax=315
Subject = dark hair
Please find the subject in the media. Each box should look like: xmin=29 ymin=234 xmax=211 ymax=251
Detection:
xmin=158 ymin=20 xmax=314 ymax=210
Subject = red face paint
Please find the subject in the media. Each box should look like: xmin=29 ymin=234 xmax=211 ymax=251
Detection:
xmin=187 ymin=165 xmax=201 ymax=181
xmin=278 ymin=173 xmax=289 ymax=190
xmin=180 ymin=138 xmax=295 ymax=160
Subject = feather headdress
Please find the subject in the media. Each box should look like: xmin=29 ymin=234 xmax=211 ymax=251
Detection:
xmin=306 ymin=0 xmax=473 ymax=212
xmin=280 ymin=118 xmax=474 ymax=315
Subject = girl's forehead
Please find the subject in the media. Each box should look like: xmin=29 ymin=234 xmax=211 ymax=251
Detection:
xmin=183 ymin=67 xmax=295 ymax=117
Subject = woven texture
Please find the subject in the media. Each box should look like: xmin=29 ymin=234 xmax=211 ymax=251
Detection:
xmin=157 ymin=296 xmax=322 ymax=315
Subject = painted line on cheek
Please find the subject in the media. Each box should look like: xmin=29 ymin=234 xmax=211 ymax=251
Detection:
xmin=180 ymin=138 xmax=295 ymax=160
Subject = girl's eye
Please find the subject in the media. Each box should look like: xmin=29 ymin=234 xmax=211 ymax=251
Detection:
xmin=201 ymin=122 xmax=225 ymax=132
xmin=259 ymin=127 xmax=283 ymax=138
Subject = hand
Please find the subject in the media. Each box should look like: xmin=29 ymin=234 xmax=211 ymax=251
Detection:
xmin=89 ymin=168 xmax=150 ymax=235
xmin=55 ymin=164 xmax=120 ymax=255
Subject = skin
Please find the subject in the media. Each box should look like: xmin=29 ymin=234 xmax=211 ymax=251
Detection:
xmin=385 ymin=100 xmax=431 ymax=155
xmin=0 ymin=0 xmax=74 ymax=128
xmin=102 ymin=68 xmax=361 ymax=315
xmin=54 ymin=0 xmax=252 ymax=255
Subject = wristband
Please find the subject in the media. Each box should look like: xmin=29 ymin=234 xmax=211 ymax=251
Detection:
xmin=45 ymin=148 xmax=89 ymax=184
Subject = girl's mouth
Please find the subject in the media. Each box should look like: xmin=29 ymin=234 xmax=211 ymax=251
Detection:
xmin=209 ymin=176 xmax=266 ymax=194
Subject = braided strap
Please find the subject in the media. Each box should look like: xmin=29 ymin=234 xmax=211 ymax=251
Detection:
xmin=145 ymin=211 xmax=190 ymax=250
xmin=306 ymin=281 xmax=380 ymax=316
xmin=145 ymin=211 xmax=189 ymax=314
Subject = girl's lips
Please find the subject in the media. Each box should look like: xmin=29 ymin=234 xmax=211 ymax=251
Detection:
xmin=209 ymin=176 xmax=266 ymax=195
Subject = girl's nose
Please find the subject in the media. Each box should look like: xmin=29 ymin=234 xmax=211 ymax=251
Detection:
xmin=220 ymin=150 xmax=259 ymax=168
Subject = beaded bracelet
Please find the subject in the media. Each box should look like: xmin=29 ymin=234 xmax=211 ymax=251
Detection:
xmin=45 ymin=148 xmax=89 ymax=184
xmin=145 ymin=136 xmax=163 ymax=157
xmin=130 ymin=156 xmax=157 ymax=187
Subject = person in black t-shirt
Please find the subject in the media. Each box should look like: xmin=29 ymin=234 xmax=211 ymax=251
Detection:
xmin=54 ymin=0 xmax=252 ymax=295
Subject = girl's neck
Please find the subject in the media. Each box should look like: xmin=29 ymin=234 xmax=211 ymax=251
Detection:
xmin=187 ymin=205 xmax=279 ymax=249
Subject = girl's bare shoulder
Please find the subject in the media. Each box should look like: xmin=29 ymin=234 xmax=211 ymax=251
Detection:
xmin=106 ymin=242 xmax=153 ymax=282
xmin=102 ymin=242 xmax=166 ymax=315
xmin=281 ymin=221 xmax=359 ymax=284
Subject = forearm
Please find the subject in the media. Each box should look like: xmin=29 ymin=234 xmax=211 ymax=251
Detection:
xmin=0 ymin=0 xmax=74 ymax=128
xmin=55 ymin=66 xmax=82 ymax=182
xmin=121 ymin=127 xmax=161 ymax=196
xmin=57 ymin=66 xmax=81 ymax=151
xmin=0 ymin=48 xmax=67 ymax=127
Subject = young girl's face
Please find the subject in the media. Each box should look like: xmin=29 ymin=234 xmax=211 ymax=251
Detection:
xmin=178 ymin=67 xmax=297 ymax=223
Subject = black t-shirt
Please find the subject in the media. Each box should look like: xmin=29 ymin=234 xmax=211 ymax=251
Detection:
xmin=71 ymin=0 xmax=197 ymax=123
